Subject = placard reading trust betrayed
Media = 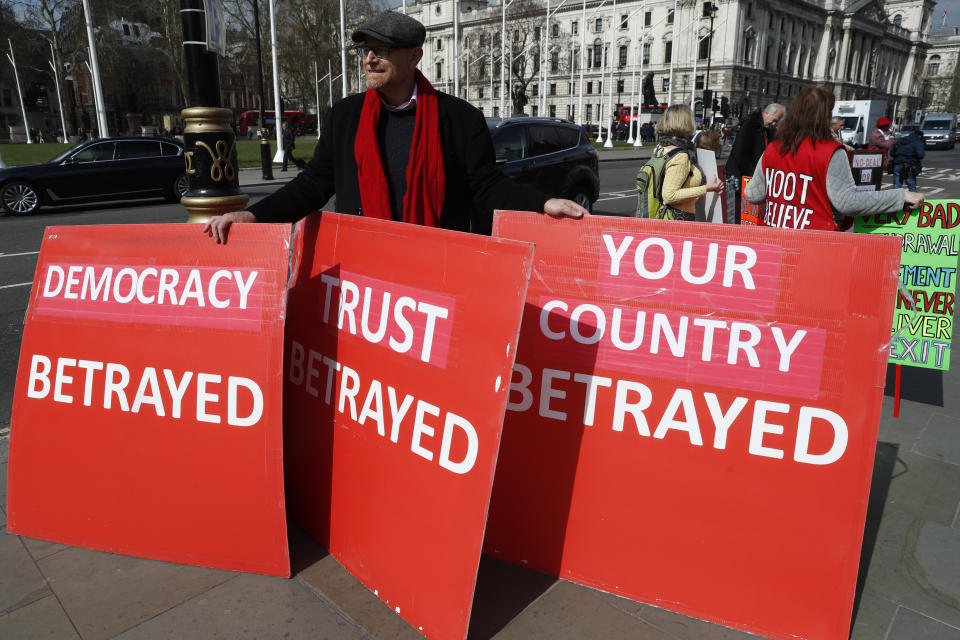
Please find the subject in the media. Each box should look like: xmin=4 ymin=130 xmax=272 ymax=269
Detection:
xmin=283 ymin=212 xmax=534 ymax=640
xmin=856 ymin=200 xmax=960 ymax=370
xmin=488 ymin=214 xmax=901 ymax=640
xmin=7 ymin=224 xmax=291 ymax=576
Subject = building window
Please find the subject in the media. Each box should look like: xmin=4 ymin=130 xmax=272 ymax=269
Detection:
xmin=593 ymin=45 xmax=603 ymax=67
xmin=619 ymin=45 xmax=627 ymax=67
xmin=533 ymin=84 xmax=539 ymax=96
xmin=743 ymin=35 xmax=755 ymax=64
xmin=664 ymin=41 xmax=672 ymax=64
xmin=550 ymin=104 xmax=556 ymax=117
xmin=550 ymin=83 xmax=557 ymax=95
xmin=769 ymin=12 xmax=774 ymax=28
xmin=572 ymin=21 xmax=579 ymax=35
xmin=535 ymin=26 xmax=541 ymax=40
xmin=643 ymin=43 xmax=650 ymax=64
xmin=598 ymin=81 xmax=602 ymax=94
xmin=928 ymin=55 xmax=941 ymax=75
xmin=644 ymin=11 xmax=651 ymax=26
xmin=587 ymin=81 xmax=593 ymax=94
xmin=551 ymin=52 xmax=559 ymax=72
xmin=494 ymin=106 xmax=500 ymax=117
xmin=893 ymin=14 xmax=902 ymax=27
xmin=494 ymin=85 xmax=500 ymax=98
xmin=586 ymin=104 xmax=593 ymax=121
xmin=478 ymin=87 xmax=484 ymax=99
xmin=436 ymin=62 xmax=443 ymax=81
xmin=436 ymin=5 xmax=441 ymax=15
xmin=595 ymin=18 xmax=603 ymax=32
xmin=747 ymin=2 xmax=753 ymax=18
xmin=698 ymin=35 xmax=711 ymax=60
xmin=667 ymin=9 xmax=674 ymax=24
xmin=620 ymin=14 xmax=628 ymax=29
xmin=533 ymin=105 xmax=539 ymax=116
xmin=695 ymin=74 xmax=704 ymax=90
xmin=662 ymin=78 xmax=670 ymax=91
xmin=436 ymin=38 xmax=442 ymax=50
xmin=552 ymin=23 xmax=560 ymax=37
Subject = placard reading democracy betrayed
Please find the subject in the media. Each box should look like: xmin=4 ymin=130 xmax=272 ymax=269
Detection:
xmin=7 ymin=224 xmax=291 ymax=576
xmin=283 ymin=212 xmax=534 ymax=640
xmin=487 ymin=213 xmax=901 ymax=640
xmin=856 ymin=200 xmax=960 ymax=370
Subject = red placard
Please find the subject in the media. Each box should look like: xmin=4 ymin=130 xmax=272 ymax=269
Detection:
xmin=284 ymin=212 xmax=534 ymax=640
xmin=740 ymin=176 xmax=763 ymax=225
xmin=6 ymin=224 xmax=291 ymax=577
xmin=487 ymin=213 xmax=901 ymax=640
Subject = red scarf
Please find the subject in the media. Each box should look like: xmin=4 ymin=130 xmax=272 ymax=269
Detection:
xmin=353 ymin=70 xmax=446 ymax=226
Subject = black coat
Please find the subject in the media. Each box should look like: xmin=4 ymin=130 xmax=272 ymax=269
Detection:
xmin=891 ymin=131 xmax=925 ymax=169
xmin=249 ymin=91 xmax=548 ymax=234
xmin=725 ymin=110 xmax=772 ymax=178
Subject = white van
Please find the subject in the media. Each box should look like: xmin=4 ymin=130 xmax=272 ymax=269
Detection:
xmin=832 ymin=100 xmax=888 ymax=147
xmin=919 ymin=113 xmax=958 ymax=150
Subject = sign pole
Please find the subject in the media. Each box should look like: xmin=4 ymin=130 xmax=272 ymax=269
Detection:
xmin=894 ymin=364 xmax=902 ymax=418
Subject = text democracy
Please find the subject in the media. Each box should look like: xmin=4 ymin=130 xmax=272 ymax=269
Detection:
xmin=41 ymin=264 xmax=259 ymax=309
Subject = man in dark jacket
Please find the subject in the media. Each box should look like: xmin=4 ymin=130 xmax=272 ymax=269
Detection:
xmin=890 ymin=128 xmax=925 ymax=192
xmin=280 ymin=121 xmax=304 ymax=171
xmin=723 ymin=103 xmax=783 ymax=223
xmin=204 ymin=10 xmax=585 ymax=243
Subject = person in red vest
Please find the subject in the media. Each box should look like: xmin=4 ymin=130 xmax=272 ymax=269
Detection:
xmin=743 ymin=86 xmax=924 ymax=230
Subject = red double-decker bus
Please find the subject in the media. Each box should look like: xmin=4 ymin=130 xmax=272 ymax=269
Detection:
xmin=237 ymin=110 xmax=314 ymax=135
xmin=617 ymin=104 xmax=667 ymax=125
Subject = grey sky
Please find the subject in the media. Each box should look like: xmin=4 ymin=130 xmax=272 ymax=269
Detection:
xmin=936 ymin=0 xmax=960 ymax=28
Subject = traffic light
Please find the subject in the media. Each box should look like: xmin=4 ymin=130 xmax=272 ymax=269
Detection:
xmin=712 ymin=97 xmax=720 ymax=112
xmin=702 ymin=89 xmax=713 ymax=107
xmin=720 ymin=96 xmax=729 ymax=117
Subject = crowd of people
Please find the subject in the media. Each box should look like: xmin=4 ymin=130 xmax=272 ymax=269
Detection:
xmin=203 ymin=9 xmax=925 ymax=243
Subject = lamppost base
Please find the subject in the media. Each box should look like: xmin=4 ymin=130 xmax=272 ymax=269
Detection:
xmin=182 ymin=194 xmax=251 ymax=224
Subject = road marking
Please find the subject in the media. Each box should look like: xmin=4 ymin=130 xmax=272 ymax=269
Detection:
xmin=0 ymin=281 xmax=33 ymax=290
xmin=0 ymin=251 xmax=40 ymax=258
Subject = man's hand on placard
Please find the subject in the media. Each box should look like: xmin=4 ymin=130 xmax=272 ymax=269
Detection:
xmin=543 ymin=198 xmax=589 ymax=219
xmin=202 ymin=210 xmax=257 ymax=244
xmin=904 ymin=191 xmax=925 ymax=210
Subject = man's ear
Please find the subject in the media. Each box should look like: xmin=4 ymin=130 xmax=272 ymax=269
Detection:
xmin=410 ymin=46 xmax=423 ymax=67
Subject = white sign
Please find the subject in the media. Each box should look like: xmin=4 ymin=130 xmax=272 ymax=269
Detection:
xmin=695 ymin=149 xmax=724 ymax=224
xmin=204 ymin=0 xmax=227 ymax=56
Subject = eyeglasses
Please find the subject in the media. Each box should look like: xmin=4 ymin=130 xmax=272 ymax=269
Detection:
xmin=355 ymin=45 xmax=393 ymax=60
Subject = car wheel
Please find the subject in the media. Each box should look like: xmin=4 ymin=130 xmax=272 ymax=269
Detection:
xmin=168 ymin=173 xmax=189 ymax=202
xmin=1 ymin=181 xmax=41 ymax=216
xmin=567 ymin=186 xmax=593 ymax=213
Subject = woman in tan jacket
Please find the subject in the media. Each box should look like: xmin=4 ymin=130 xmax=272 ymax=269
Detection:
xmin=656 ymin=105 xmax=724 ymax=220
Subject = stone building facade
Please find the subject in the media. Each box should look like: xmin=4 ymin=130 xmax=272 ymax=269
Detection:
xmin=920 ymin=26 xmax=960 ymax=115
xmin=402 ymin=0 xmax=937 ymax=126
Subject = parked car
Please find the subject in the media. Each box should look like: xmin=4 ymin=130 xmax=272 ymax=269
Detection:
xmin=0 ymin=137 xmax=188 ymax=216
xmin=488 ymin=117 xmax=600 ymax=211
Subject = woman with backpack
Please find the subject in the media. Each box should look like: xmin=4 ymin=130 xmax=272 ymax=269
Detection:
xmin=639 ymin=104 xmax=723 ymax=221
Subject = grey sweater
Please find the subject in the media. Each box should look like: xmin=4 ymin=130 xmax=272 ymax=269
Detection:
xmin=744 ymin=148 xmax=906 ymax=226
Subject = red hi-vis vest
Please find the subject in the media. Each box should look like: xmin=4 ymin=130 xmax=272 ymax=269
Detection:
xmin=760 ymin=138 xmax=842 ymax=231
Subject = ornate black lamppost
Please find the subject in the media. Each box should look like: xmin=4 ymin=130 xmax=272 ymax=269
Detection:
xmin=179 ymin=0 xmax=249 ymax=223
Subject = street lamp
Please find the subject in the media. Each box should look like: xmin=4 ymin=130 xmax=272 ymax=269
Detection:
xmin=775 ymin=38 xmax=785 ymax=102
xmin=702 ymin=2 xmax=717 ymax=124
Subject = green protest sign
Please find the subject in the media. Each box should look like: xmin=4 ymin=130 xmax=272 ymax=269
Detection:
xmin=855 ymin=200 xmax=960 ymax=370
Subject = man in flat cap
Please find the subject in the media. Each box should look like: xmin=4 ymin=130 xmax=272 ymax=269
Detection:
xmin=204 ymin=10 xmax=587 ymax=242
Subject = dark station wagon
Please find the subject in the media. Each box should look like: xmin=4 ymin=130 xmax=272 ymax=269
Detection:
xmin=488 ymin=117 xmax=600 ymax=211
xmin=0 ymin=137 xmax=188 ymax=216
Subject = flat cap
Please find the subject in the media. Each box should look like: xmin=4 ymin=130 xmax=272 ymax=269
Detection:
xmin=351 ymin=11 xmax=426 ymax=48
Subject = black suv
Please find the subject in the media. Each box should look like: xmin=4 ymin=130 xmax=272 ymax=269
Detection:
xmin=488 ymin=117 xmax=600 ymax=211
